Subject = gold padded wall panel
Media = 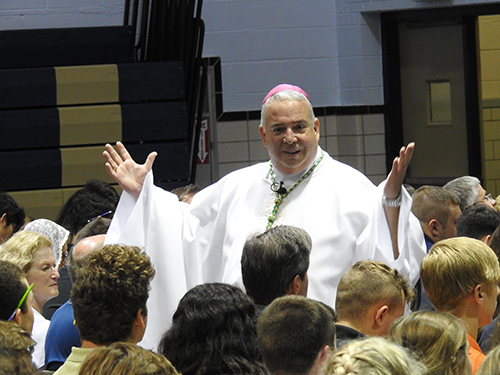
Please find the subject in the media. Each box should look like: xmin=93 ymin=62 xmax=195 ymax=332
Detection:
xmin=8 ymin=185 xmax=121 ymax=222
xmin=8 ymin=189 xmax=65 ymax=221
xmin=59 ymin=105 xmax=122 ymax=146
xmin=61 ymin=146 xmax=115 ymax=186
xmin=55 ymin=65 xmax=119 ymax=105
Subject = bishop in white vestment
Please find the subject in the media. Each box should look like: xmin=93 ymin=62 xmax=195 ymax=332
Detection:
xmin=103 ymin=84 xmax=426 ymax=350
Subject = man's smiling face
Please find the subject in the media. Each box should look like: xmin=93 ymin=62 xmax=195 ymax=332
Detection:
xmin=259 ymin=99 xmax=320 ymax=175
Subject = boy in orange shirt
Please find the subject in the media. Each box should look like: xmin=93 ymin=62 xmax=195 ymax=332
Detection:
xmin=421 ymin=237 xmax=500 ymax=374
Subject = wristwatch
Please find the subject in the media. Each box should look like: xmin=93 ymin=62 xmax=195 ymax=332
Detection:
xmin=382 ymin=193 xmax=402 ymax=207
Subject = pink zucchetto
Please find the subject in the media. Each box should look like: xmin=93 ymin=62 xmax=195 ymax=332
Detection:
xmin=262 ymin=83 xmax=311 ymax=104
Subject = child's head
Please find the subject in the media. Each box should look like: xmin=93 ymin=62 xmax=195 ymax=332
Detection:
xmin=390 ymin=311 xmax=471 ymax=375
xmin=421 ymin=237 xmax=500 ymax=315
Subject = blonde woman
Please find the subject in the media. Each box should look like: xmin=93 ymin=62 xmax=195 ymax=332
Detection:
xmin=0 ymin=230 xmax=59 ymax=368
xmin=325 ymin=337 xmax=425 ymax=375
xmin=24 ymin=218 xmax=70 ymax=268
xmin=390 ymin=311 xmax=472 ymax=375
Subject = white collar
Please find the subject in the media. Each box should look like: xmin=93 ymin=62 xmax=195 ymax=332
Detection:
xmin=272 ymin=147 xmax=323 ymax=186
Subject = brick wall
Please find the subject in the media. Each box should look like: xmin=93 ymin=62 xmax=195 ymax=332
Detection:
xmin=2 ymin=0 xmax=499 ymax=113
xmin=0 ymin=1 xmax=123 ymax=29
xmin=216 ymin=109 xmax=387 ymax=185
xmin=479 ymin=15 xmax=500 ymax=195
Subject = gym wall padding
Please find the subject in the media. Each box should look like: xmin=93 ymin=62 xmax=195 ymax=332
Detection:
xmin=0 ymin=26 xmax=134 ymax=69
xmin=0 ymin=27 xmax=191 ymax=220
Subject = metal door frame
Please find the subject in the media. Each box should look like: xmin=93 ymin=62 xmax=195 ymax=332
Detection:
xmin=381 ymin=4 xmax=500 ymax=183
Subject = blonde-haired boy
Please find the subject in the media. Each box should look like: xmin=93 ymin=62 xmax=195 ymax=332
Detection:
xmin=335 ymin=260 xmax=414 ymax=348
xmin=421 ymin=237 xmax=500 ymax=374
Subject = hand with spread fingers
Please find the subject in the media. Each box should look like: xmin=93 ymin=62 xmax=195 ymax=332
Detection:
xmin=384 ymin=142 xmax=415 ymax=201
xmin=383 ymin=142 xmax=415 ymax=259
xmin=103 ymin=141 xmax=157 ymax=198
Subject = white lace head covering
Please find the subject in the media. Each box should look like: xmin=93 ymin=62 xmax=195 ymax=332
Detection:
xmin=24 ymin=219 xmax=70 ymax=268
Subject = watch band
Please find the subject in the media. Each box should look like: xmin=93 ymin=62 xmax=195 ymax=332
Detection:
xmin=382 ymin=193 xmax=402 ymax=207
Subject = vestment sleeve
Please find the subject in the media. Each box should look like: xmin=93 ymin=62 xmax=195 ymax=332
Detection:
xmin=356 ymin=180 xmax=426 ymax=287
xmin=105 ymin=171 xmax=188 ymax=350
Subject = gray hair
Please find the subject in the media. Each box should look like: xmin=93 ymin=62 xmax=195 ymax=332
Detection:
xmin=260 ymin=90 xmax=315 ymax=129
xmin=443 ymin=176 xmax=481 ymax=212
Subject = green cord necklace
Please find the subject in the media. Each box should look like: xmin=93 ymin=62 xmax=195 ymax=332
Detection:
xmin=266 ymin=150 xmax=324 ymax=229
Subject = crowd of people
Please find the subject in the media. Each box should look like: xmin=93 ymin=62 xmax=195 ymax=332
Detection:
xmin=1 ymin=83 xmax=500 ymax=375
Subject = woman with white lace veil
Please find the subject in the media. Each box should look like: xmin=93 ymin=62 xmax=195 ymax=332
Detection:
xmin=0 ymin=230 xmax=60 ymax=369
xmin=24 ymin=219 xmax=70 ymax=269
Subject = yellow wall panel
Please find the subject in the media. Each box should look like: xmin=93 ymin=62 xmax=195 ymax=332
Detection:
xmin=55 ymin=65 xmax=119 ymax=105
xmin=481 ymin=81 xmax=500 ymax=101
xmin=485 ymin=179 xmax=497 ymax=195
xmin=61 ymin=146 xmax=115 ymax=186
xmin=479 ymin=16 xmax=500 ymax=51
xmin=483 ymin=121 xmax=500 ymax=141
xmin=494 ymin=140 xmax=500 ymax=159
xmin=484 ymin=140 xmax=494 ymax=160
xmin=483 ymin=108 xmax=492 ymax=121
xmin=8 ymin=189 xmax=64 ymax=221
xmin=480 ymin=15 xmax=500 ymax=196
xmin=59 ymin=105 xmax=122 ymax=146
xmin=8 ymin=184 xmax=122 ymax=222
xmin=480 ymin=50 xmax=500 ymax=81
xmin=492 ymin=108 xmax=500 ymax=120
xmin=485 ymin=159 xmax=500 ymax=179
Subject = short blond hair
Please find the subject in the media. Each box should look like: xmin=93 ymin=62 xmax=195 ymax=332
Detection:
xmin=421 ymin=237 xmax=500 ymax=312
xmin=0 ymin=231 xmax=52 ymax=274
xmin=336 ymin=261 xmax=414 ymax=323
xmin=325 ymin=337 xmax=425 ymax=375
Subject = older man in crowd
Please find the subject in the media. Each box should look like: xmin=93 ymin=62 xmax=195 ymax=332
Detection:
xmin=444 ymin=176 xmax=496 ymax=211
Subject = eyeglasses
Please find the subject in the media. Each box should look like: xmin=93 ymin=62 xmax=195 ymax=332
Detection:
xmin=476 ymin=193 xmax=495 ymax=205
xmin=7 ymin=283 xmax=34 ymax=322
xmin=87 ymin=210 xmax=113 ymax=223
xmin=485 ymin=194 xmax=495 ymax=201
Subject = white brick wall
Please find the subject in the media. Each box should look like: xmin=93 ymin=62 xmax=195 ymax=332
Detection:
xmin=216 ymin=112 xmax=387 ymax=185
xmin=202 ymin=0 xmax=339 ymax=111
xmin=1 ymin=0 xmax=495 ymax=188
xmin=2 ymin=0 xmax=498 ymax=111
xmin=0 ymin=1 xmax=123 ymax=29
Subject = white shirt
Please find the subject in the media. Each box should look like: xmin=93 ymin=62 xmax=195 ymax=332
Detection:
xmin=32 ymin=308 xmax=50 ymax=368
